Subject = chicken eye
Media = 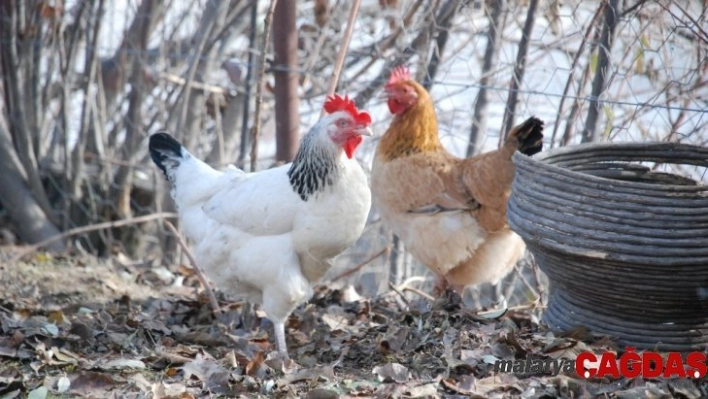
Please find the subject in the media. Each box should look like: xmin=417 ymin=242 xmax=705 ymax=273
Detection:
xmin=338 ymin=119 xmax=349 ymax=128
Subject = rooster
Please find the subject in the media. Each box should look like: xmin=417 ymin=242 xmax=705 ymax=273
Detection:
xmin=149 ymin=95 xmax=373 ymax=359
xmin=371 ymin=66 xmax=544 ymax=299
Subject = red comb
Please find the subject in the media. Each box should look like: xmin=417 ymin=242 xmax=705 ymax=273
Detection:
xmin=387 ymin=65 xmax=411 ymax=86
xmin=323 ymin=94 xmax=372 ymax=126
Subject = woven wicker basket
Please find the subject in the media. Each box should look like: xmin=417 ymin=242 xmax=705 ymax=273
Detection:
xmin=508 ymin=142 xmax=708 ymax=352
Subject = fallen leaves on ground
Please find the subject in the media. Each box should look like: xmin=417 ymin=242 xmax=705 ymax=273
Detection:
xmin=0 ymin=253 xmax=706 ymax=398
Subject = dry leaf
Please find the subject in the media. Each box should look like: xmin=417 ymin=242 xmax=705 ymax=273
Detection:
xmin=277 ymin=365 xmax=335 ymax=386
xmin=70 ymin=372 xmax=116 ymax=396
xmin=245 ymin=351 xmax=266 ymax=377
xmin=372 ymin=363 xmax=409 ymax=383
xmin=181 ymin=353 xmax=232 ymax=393
xmin=0 ymin=338 xmax=18 ymax=358
xmin=56 ymin=375 xmax=70 ymax=393
xmin=442 ymin=376 xmax=475 ymax=396
xmin=128 ymin=373 xmax=152 ymax=392
xmin=405 ymin=382 xmax=438 ymax=397
xmin=100 ymin=358 xmax=146 ymax=370
xmin=152 ymin=381 xmax=188 ymax=399
xmin=27 ymin=386 xmax=47 ymax=399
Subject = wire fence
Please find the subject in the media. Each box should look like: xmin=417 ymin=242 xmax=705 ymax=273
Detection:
xmin=1 ymin=0 xmax=707 ymax=307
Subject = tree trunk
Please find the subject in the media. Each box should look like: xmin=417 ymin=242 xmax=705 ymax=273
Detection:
xmin=273 ymin=0 xmax=299 ymax=163
xmin=0 ymin=1 xmax=55 ymax=220
xmin=0 ymin=117 xmax=64 ymax=251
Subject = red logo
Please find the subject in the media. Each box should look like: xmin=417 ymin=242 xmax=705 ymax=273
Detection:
xmin=576 ymin=348 xmax=707 ymax=379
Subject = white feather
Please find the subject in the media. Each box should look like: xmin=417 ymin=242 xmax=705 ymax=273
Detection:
xmin=166 ymin=123 xmax=371 ymax=325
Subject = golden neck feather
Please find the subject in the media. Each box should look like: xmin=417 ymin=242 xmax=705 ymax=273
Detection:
xmin=377 ymin=90 xmax=442 ymax=161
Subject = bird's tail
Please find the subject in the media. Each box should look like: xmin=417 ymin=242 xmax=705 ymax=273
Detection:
xmin=505 ymin=117 xmax=544 ymax=157
xmin=149 ymin=132 xmax=186 ymax=182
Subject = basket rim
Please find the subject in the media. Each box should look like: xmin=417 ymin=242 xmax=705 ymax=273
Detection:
xmin=513 ymin=141 xmax=708 ymax=192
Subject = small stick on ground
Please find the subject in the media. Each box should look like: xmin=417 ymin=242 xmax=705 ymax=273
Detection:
xmin=388 ymin=282 xmax=410 ymax=308
xmin=164 ymin=221 xmax=222 ymax=315
xmin=393 ymin=276 xmax=434 ymax=301
xmin=401 ymin=285 xmax=435 ymax=301
xmin=330 ymin=246 xmax=389 ymax=282
xmin=507 ymin=301 xmax=545 ymax=312
xmin=513 ymin=263 xmax=540 ymax=300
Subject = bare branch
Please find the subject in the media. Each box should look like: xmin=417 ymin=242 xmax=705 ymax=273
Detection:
xmin=582 ymin=0 xmax=620 ymax=143
xmin=112 ymin=0 xmax=163 ymax=218
xmin=8 ymin=212 xmax=178 ymax=263
xmin=353 ymin=0 xmax=459 ymax=108
xmin=171 ymin=0 xmax=230 ymax=150
xmin=164 ymin=221 xmax=222 ymax=315
xmin=237 ymin=2 xmax=259 ymax=169
xmin=160 ymin=72 xmax=232 ymax=95
xmin=71 ymin=0 xmax=107 ymax=198
xmin=562 ymin=18 xmax=603 ymax=146
xmin=422 ymin=0 xmax=459 ymax=91
xmin=550 ymin=3 xmax=604 ymax=146
xmin=321 ymin=0 xmax=363 ymax=115
xmin=468 ymin=0 xmax=506 ymax=156
xmin=500 ymin=0 xmax=539 ymax=143
xmin=249 ymin=0 xmax=279 ymax=172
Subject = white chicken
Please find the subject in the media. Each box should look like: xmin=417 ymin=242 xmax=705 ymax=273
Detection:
xmin=148 ymin=95 xmax=373 ymax=358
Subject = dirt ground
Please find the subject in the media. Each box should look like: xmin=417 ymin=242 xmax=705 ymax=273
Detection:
xmin=0 ymin=249 xmax=706 ymax=398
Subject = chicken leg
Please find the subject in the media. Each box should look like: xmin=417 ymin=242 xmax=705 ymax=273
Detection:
xmin=274 ymin=321 xmax=289 ymax=359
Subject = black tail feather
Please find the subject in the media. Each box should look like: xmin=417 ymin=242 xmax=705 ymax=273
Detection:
xmin=514 ymin=117 xmax=544 ymax=156
xmin=149 ymin=132 xmax=183 ymax=178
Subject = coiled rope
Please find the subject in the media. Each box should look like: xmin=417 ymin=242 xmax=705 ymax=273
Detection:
xmin=508 ymin=142 xmax=708 ymax=352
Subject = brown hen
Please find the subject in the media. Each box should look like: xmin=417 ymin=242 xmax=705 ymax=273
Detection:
xmin=371 ymin=66 xmax=544 ymax=297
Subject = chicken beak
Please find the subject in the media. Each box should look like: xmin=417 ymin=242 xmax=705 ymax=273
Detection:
xmin=357 ymin=126 xmax=373 ymax=137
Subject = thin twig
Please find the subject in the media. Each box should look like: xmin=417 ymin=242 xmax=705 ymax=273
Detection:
xmin=238 ymin=1 xmax=258 ymax=169
xmin=249 ymin=0 xmax=279 ymax=172
xmin=388 ymin=282 xmax=410 ymax=307
xmin=550 ymin=3 xmax=604 ymax=147
xmin=468 ymin=0 xmax=505 ymax=156
xmin=391 ymin=276 xmax=435 ymax=301
xmin=330 ymin=246 xmax=389 ymax=282
xmin=160 ymin=71 xmax=231 ymax=95
xmin=620 ymin=0 xmax=648 ymax=17
xmin=512 ymin=263 xmax=540 ymax=300
xmin=499 ymin=0 xmax=539 ymax=143
xmin=320 ymin=0 xmax=362 ymax=117
xmin=353 ymin=0 xmax=459 ymax=108
xmin=581 ymin=0 xmax=619 ymax=143
xmin=164 ymin=221 xmax=222 ymax=315
xmin=154 ymin=347 xmax=194 ymax=365
xmin=401 ymin=285 xmax=435 ymax=301
xmin=9 ymin=212 xmax=178 ymax=263
xmin=531 ymin=257 xmax=547 ymax=305
xmin=507 ymin=301 xmax=545 ymax=312
xmin=346 ymin=0 xmax=425 ymax=79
